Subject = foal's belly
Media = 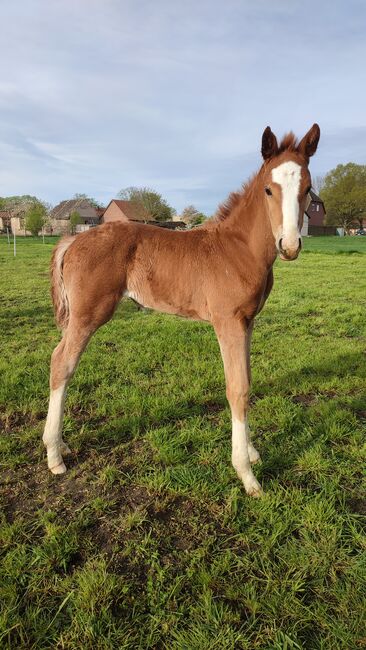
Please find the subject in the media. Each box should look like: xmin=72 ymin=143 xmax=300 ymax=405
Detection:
xmin=123 ymin=287 xmax=209 ymax=321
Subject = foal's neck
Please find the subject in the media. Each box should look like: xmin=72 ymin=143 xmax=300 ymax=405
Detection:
xmin=216 ymin=170 xmax=277 ymax=270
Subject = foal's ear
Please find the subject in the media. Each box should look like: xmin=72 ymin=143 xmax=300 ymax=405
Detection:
xmin=261 ymin=126 xmax=278 ymax=160
xmin=298 ymin=123 xmax=320 ymax=159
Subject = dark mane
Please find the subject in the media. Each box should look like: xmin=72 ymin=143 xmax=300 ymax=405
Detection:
xmin=212 ymin=172 xmax=261 ymax=224
xmin=214 ymin=190 xmax=242 ymax=223
xmin=278 ymin=131 xmax=299 ymax=153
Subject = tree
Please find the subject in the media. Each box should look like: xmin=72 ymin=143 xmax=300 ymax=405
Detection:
xmin=118 ymin=186 xmax=175 ymax=222
xmin=2 ymin=195 xmax=40 ymax=219
xmin=25 ymin=202 xmax=48 ymax=236
xmin=3 ymin=195 xmax=39 ymax=209
xmin=181 ymin=204 xmax=206 ymax=226
xmin=73 ymin=193 xmax=101 ymax=208
xmin=321 ymin=163 xmax=366 ymax=233
xmin=70 ymin=210 xmax=81 ymax=234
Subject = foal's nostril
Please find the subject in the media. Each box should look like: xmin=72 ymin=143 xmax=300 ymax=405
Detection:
xmin=278 ymin=237 xmax=302 ymax=260
xmin=278 ymin=238 xmax=301 ymax=256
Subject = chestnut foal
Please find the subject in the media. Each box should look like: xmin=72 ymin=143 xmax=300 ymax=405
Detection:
xmin=44 ymin=124 xmax=320 ymax=496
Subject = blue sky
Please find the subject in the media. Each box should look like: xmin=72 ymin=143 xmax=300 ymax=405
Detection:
xmin=1 ymin=0 xmax=365 ymax=214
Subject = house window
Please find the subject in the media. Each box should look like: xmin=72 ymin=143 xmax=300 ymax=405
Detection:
xmin=316 ymin=205 xmax=320 ymax=212
xmin=312 ymin=204 xmax=316 ymax=211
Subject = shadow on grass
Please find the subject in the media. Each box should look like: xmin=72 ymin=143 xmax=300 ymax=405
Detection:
xmin=256 ymin=351 xmax=366 ymax=395
xmin=51 ymin=349 xmax=366 ymax=444
xmin=0 ymin=304 xmax=53 ymax=324
xmin=6 ymin=350 xmax=364 ymax=498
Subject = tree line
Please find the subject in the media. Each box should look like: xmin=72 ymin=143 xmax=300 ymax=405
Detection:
xmin=0 ymin=189 xmax=208 ymax=236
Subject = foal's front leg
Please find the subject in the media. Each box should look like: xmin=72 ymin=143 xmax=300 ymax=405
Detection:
xmin=214 ymin=318 xmax=263 ymax=497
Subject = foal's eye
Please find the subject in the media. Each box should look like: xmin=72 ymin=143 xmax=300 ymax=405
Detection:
xmin=265 ymin=187 xmax=272 ymax=196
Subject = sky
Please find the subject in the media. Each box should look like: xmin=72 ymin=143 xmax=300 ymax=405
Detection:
xmin=0 ymin=0 xmax=366 ymax=214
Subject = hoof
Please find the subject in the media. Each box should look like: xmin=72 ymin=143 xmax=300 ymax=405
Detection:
xmin=248 ymin=446 xmax=261 ymax=465
xmin=243 ymin=475 xmax=263 ymax=497
xmin=60 ymin=442 xmax=72 ymax=455
xmin=50 ymin=462 xmax=67 ymax=475
xmin=247 ymin=484 xmax=264 ymax=498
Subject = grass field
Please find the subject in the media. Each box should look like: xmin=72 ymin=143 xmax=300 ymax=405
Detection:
xmin=1 ymin=234 xmax=365 ymax=649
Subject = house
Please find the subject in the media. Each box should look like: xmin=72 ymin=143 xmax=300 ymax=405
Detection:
xmin=307 ymin=190 xmax=326 ymax=226
xmin=0 ymin=202 xmax=35 ymax=235
xmin=49 ymin=198 xmax=102 ymax=235
xmin=0 ymin=210 xmax=11 ymax=233
xmin=102 ymin=199 xmax=146 ymax=224
xmin=302 ymin=190 xmax=328 ymax=236
xmin=102 ymin=199 xmax=186 ymax=230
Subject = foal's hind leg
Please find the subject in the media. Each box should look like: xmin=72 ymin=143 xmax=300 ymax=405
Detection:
xmin=245 ymin=321 xmax=261 ymax=465
xmin=43 ymin=321 xmax=92 ymax=474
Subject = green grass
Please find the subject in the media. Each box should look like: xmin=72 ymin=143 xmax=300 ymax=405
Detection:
xmin=0 ymin=235 xmax=365 ymax=649
xmin=302 ymin=235 xmax=366 ymax=254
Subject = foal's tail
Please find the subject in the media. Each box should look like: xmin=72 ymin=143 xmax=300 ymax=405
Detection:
xmin=50 ymin=236 xmax=75 ymax=330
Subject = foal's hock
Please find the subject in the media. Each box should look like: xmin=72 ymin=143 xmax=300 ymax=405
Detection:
xmin=44 ymin=124 xmax=320 ymax=496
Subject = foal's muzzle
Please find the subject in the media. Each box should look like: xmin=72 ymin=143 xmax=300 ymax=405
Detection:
xmin=278 ymin=237 xmax=302 ymax=261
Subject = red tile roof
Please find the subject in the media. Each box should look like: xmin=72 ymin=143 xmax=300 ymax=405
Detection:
xmin=108 ymin=200 xmax=147 ymax=222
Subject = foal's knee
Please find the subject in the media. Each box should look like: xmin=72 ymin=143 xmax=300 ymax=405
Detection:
xmin=226 ymin=386 xmax=249 ymax=415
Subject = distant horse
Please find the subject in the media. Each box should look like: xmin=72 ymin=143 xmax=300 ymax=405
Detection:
xmin=44 ymin=124 xmax=320 ymax=496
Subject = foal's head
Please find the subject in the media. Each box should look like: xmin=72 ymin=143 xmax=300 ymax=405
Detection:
xmin=261 ymin=124 xmax=320 ymax=260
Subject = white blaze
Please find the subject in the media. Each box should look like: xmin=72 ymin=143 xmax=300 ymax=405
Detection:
xmin=272 ymin=161 xmax=302 ymax=248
